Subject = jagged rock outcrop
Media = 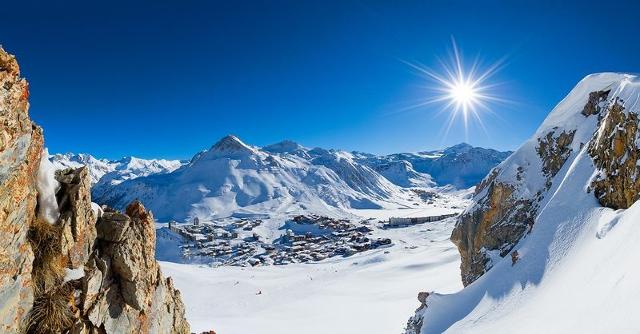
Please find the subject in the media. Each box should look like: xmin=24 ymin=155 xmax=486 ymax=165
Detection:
xmin=56 ymin=168 xmax=97 ymax=270
xmin=403 ymin=292 xmax=430 ymax=334
xmin=588 ymin=98 xmax=640 ymax=209
xmin=72 ymin=197 xmax=189 ymax=333
xmin=0 ymin=46 xmax=41 ymax=333
xmin=537 ymin=129 xmax=576 ymax=179
xmin=581 ymin=90 xmax=610 ymax=116
xmin=451 ymin=171 xmax=536 ymax=286
xmin=51 ymin=168 xmax=190 ymax=333
xmin=0 ymin=47 xmax=190 ymax=333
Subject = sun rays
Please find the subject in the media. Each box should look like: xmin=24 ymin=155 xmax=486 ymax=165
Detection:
xmin=400 ymin=38 xmax=509 ymax=141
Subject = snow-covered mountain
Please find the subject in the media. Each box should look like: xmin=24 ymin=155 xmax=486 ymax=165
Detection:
xmin=56 ymin=137 xmax=508 ymax=223
xmin=50 ymin=153 xmax=184 ymax=190
xmin=357 ymin=143 xmax=511 ymax=188
xmin=405 ymin=73 xmax=640 ymax=333
xmin=51 ymin=153 xmax=117 ymax=185
xmin=93 ymin=135 xmax=412 ymax=221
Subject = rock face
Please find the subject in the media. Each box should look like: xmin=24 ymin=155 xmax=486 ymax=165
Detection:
xmin=0 ymin=46 xmax=42 ymax=333
xmin=54 ymin=168 xmax=190 ymax=333
xmin=74 ymin=198 xmax=190 ymax=333
xmin=588 ymin=98 xmax=640 ymax=209
xmin=451 ymin=121 xmax=582 ymax=287
xmin=536 ymin=129 xmax=576 ymax=180
xmin=451 ymin=171 xmax=536 ymax=286
xmin=581 ymin=90 xmax=610 ymax=116
xmin=0 ymin=47 xmax=190 ymax=333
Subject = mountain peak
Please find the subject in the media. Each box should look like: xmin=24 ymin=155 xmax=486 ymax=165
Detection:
xmin=211 ymin=135 xmax=254 ymax=153
xmin=444 ymin=142 xmax=473 ymax=153
xmin=197 ymin=135 xmax=258 ymax=161
xmin=450 ymin=142 xmax=472 ymax=148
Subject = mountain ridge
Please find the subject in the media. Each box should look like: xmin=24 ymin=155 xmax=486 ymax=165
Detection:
xmin=53 ymin=138 xmax=509 ymax=222
xmin=52 ymin=139 xmax=508 ymax=190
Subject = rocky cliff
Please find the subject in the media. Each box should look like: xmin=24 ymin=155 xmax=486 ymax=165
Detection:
xmin=0 ymin=47 xmax=189 ymax=333
xmin=405 ymin=73 xmax=640 ymax=333
xmin=0 ymin=44 xmax=42 ymax=333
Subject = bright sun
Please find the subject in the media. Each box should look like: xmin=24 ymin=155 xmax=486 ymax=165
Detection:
xmin=449 ymin=80 xmax=478 ymax=108
xmin=400 ymin=38 xmax=505 ymax=140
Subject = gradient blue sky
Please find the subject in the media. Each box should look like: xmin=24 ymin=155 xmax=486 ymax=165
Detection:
xmin=2 ymin=1 xmax=640 ymax=159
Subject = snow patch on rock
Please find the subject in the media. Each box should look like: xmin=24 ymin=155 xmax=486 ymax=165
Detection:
xmin=36 ymin=148 xmax=60 ymax=224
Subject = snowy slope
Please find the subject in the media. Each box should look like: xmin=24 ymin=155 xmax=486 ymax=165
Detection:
xmin=357 ymin=143 xmax=511 ymax=188
xmin=366 ymin=159 xmax=435 ymax=188
xmin=407 ymin=73 xmax=640 ymax=333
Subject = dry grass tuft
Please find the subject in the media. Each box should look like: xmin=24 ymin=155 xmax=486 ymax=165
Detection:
xmin=26 ymin=216 xmax=73 ymax=333
xmin=25 ymin=284 xmax=74 ymax=334
xmin=29 ymin=216 xmax=66 ymax=294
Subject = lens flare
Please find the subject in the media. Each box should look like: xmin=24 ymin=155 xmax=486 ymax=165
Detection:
xmin=399 ymin=38 xmax=508 ymax=141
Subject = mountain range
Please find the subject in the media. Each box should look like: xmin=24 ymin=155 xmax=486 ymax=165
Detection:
xmin=51 ymin=153 xmax=184 ymax=186
xmin=357 ymin=143 xmax=511 ymax=188
xmin=51 ymin=139 xmax=510 ymax=222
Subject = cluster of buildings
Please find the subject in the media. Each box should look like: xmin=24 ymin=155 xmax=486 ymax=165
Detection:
xmin=383 ymin=213 xmax=458 ymax=228
xmin=167 ymin=215 xmax=392 ymax=267
xmin=270 ymin=215 xmax=392 ymax=264
xmin=168 ymin=217 xmax=246 ymax=242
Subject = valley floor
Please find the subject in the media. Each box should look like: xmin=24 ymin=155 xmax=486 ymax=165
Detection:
xmin=160 ymin=209 xmax=464 ymax=334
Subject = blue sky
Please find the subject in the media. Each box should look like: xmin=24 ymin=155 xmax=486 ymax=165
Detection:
xmin=2 ymin=1 xmax=640 ymax=159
